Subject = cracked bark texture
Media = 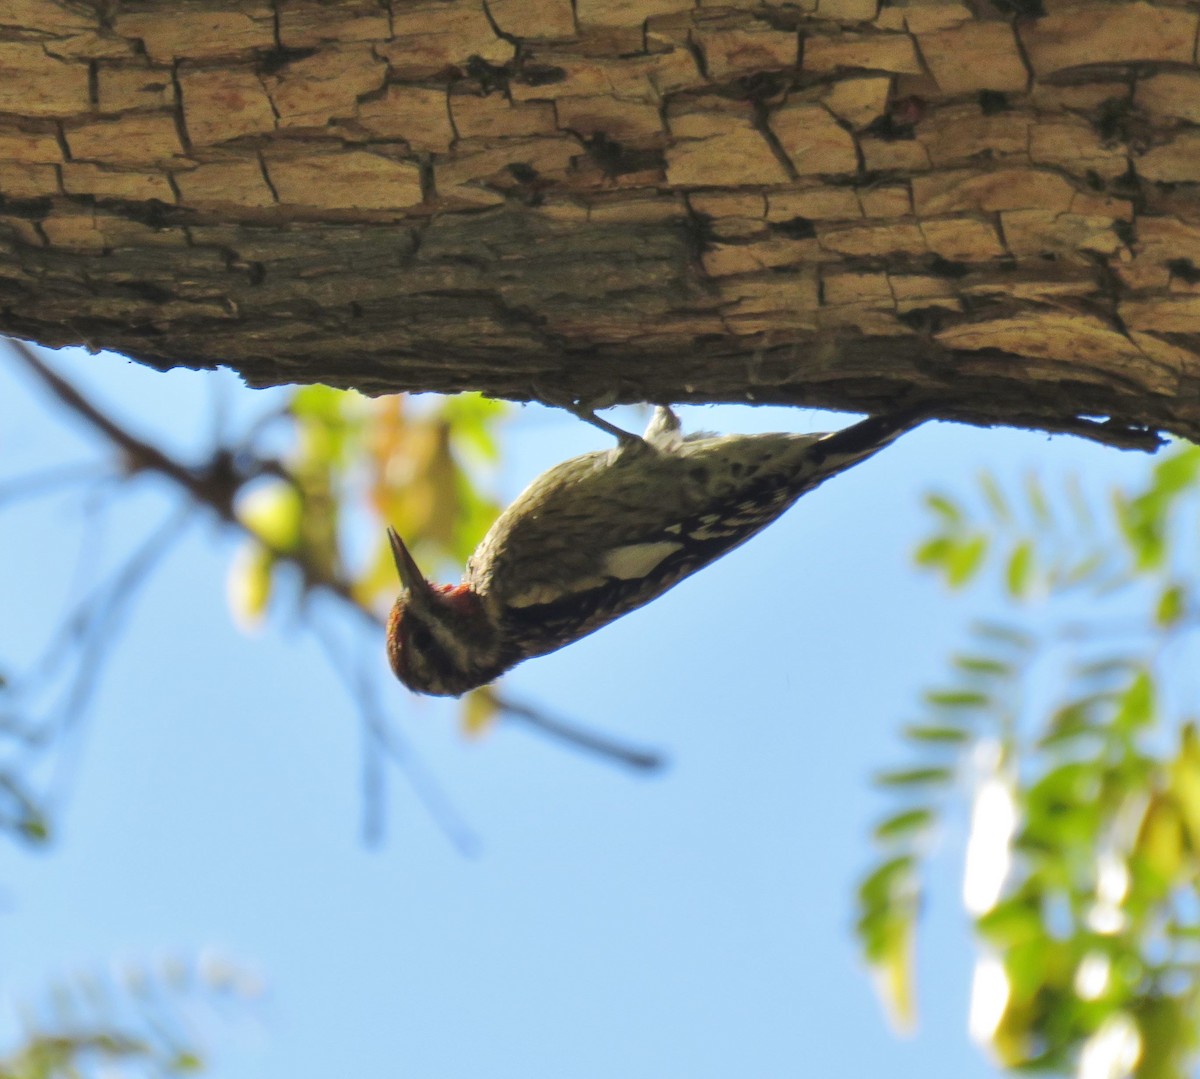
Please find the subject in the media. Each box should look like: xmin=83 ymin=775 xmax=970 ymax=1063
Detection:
xmin=2 ymin=0 xmax=1200 ymax=442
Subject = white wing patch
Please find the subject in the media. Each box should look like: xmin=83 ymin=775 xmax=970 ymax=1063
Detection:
xmin=506 ymin=575 xmax=609 ymax=608
xmin=503 ymin=541 xmax=682 ymax=608
xmin=602 ymin=541 xmax=683 ymax=580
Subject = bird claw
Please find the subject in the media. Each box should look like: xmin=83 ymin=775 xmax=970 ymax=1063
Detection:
xmin=535 ymin=385 xmax=644 ymax=446
xmin=642 ymin=405 xmax=682 ymax=447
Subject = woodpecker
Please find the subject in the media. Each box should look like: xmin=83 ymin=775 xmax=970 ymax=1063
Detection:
xmin=386 ymin=406 xmax=925 ymax=696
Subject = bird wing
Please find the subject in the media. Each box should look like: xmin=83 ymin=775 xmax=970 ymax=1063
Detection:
xmin=465 ymin=433 xmax=816 ymax=660
xmin=465 ymin=410 xmax=922 ymax=661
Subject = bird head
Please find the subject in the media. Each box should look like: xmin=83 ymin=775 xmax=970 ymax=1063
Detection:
xmin=385 ymin=528 xmax=503 ymax=697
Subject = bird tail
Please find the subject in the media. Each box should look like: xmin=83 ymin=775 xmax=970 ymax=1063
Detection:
xmin=804 ymin=407 xmax=928 ymax=474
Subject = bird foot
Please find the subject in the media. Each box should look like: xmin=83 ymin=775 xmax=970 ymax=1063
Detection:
xmin=536 ymin=386 xmax=643 ymax=447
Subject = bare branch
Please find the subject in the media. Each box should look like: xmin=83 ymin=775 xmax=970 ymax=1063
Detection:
xmin=3 ymin=340 xmax=666 ymax=850
xmin=0 ymin=464 xmax=109 ymax=507
xmin=489 ymin=690 xmax=667 ymax=773
xmin=311 ymin=616 xmax=480 ymax=855
xmin=7 ymin=340 xmax=369 ymax=615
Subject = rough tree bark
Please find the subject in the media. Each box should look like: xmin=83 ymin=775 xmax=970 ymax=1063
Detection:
xmin=2 ymin=0 xmax=1199 ymax=444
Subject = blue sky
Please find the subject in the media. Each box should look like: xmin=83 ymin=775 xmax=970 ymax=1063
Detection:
xmin=0 ymin=345 xmax=1155 ymax=1078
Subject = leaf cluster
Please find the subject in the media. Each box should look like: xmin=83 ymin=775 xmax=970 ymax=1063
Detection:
xmin=1 ymin=343 xmax=659 ymax=860
xmin=229 ymin=386 xmax=504 ymax=625
xmin=0 ymin=955 xmax=257 ymax=1079
xmin=227 ymin=387 xmax=507 ymax=736
xmin=859 ymin=445 xmax=1200 ymax=1078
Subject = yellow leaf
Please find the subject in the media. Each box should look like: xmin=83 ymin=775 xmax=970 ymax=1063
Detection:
xmin=236 ymin=482 xmax=303 ymax=552
xmin=1135 ymin=793 xmax=1185 ymax=888
xmin=461 ymin=687 xmax=501 ymax=739
xmin=227 ymin=545 xmax=275 ymax=631
xmin=1169 ymin=723 xmax=1200 ymax=851
xmin=869 ymin=916 xmax=917 ymax=1034
xmin=374 ymin=412 xmax=458 ymax=534
xmin=986 ymin=945 xmax=1076 ymax=1066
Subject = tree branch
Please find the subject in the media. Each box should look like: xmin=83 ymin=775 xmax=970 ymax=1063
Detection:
xmin=6 ymin=341 xmax=667 ymax=777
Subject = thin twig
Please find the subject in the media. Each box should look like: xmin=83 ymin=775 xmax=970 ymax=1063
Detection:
xmin=7 ymin=340 xmax=369 ymax=616
xmin=7 ymin=341 xmax=662 ymax=788
xmin=18 ymin=504 xmax=189 ymax=698
xmin=311 ymin=616 xmax=479 ymax=855
xmin=56 ymin=507 xmax=193 ymax=732
xmin=490 ymin=690 xmax=666 ymax=773
xmin=41 ymin=508 xmax=194 ymax=813
xmin=0 ymin=464 xmax=108 ymax=507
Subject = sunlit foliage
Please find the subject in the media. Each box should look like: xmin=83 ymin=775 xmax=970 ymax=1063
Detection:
xmin=859 ymin=446 xmax=1200 ymax=1078
xmin=226 ymin=388 xmax=508 ymax=734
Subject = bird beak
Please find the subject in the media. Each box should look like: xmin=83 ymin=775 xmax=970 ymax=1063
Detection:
xmin=387 ymin=527 xmax=432 ymax=599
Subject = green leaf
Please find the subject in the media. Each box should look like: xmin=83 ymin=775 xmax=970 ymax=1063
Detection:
xmin=946 ymin=534 xmax=988 ymax=587
xmin=290 ymin=384 xmax=362 ymax=467
xmin=1000 ymin=936 xmax=1064 ymax=1008
xmin=924 ymin=689 xmax=990 ymax=709
xmin=1164 ymin=922 xmax=1200 ymax=940
xmin=1065 ymin=473 xmax=1096 ymax=533
xmin=1024 ymin=472 xmax=1052 ymax=528
xmin=1037 ymin=700 xmax=1105 ymax=749
xmin=1114 ymin=488 xmax=1166 ymax=571
xmin=979 ymin=471 xmax=1011 ymax=524
xmin=1150 ymin=444 xmax=1200 ymax=497
xmin=17 ymin=813 xmax=49 ymax=844
xmin=172 ymin=1050 xmax=205 ymax=1072
xmin=925 ymin=492 xmax=963 ymax=523
xmin=975 ymin=895 xmax=1043 ymax=947
xmin=953 ymin=654 xmax=1014 ymax=678
xmin=1136 ymin=993 xmax=1189 ymax=1079
xmin=290 ymin=383 xmax=348 ymax=421
xmin=1006 ymin=540 xmax=1035 ymax=599
xmin=449 ymin=469 xmax=503 ymax=563
xmin=874 ymin=766 xmax=954 ymax=788
xmin=971 ymin=621 xmax=1035 ymax=651
xmin=914 ymin=535 xmax=953 ymax=568
xmin=1134 ymin=793 xmax=1185 ymax=889
xmin=903 ymin=724 xmax=971 ymax=744
xmin=441 ymin=392 xmax=508 ymax=462
xmin=1024 ymin=760 xmax=1100 ymax=817
xmin=858 ymin=855 xmax=916 ymax=907
xmin=874 ymin=807 xmax=935 ymax=840
xmin=1155 ymin=583 xmax=1186 ymax=627
xmin=1113 ymin=669 xmax=1155 ymax=733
